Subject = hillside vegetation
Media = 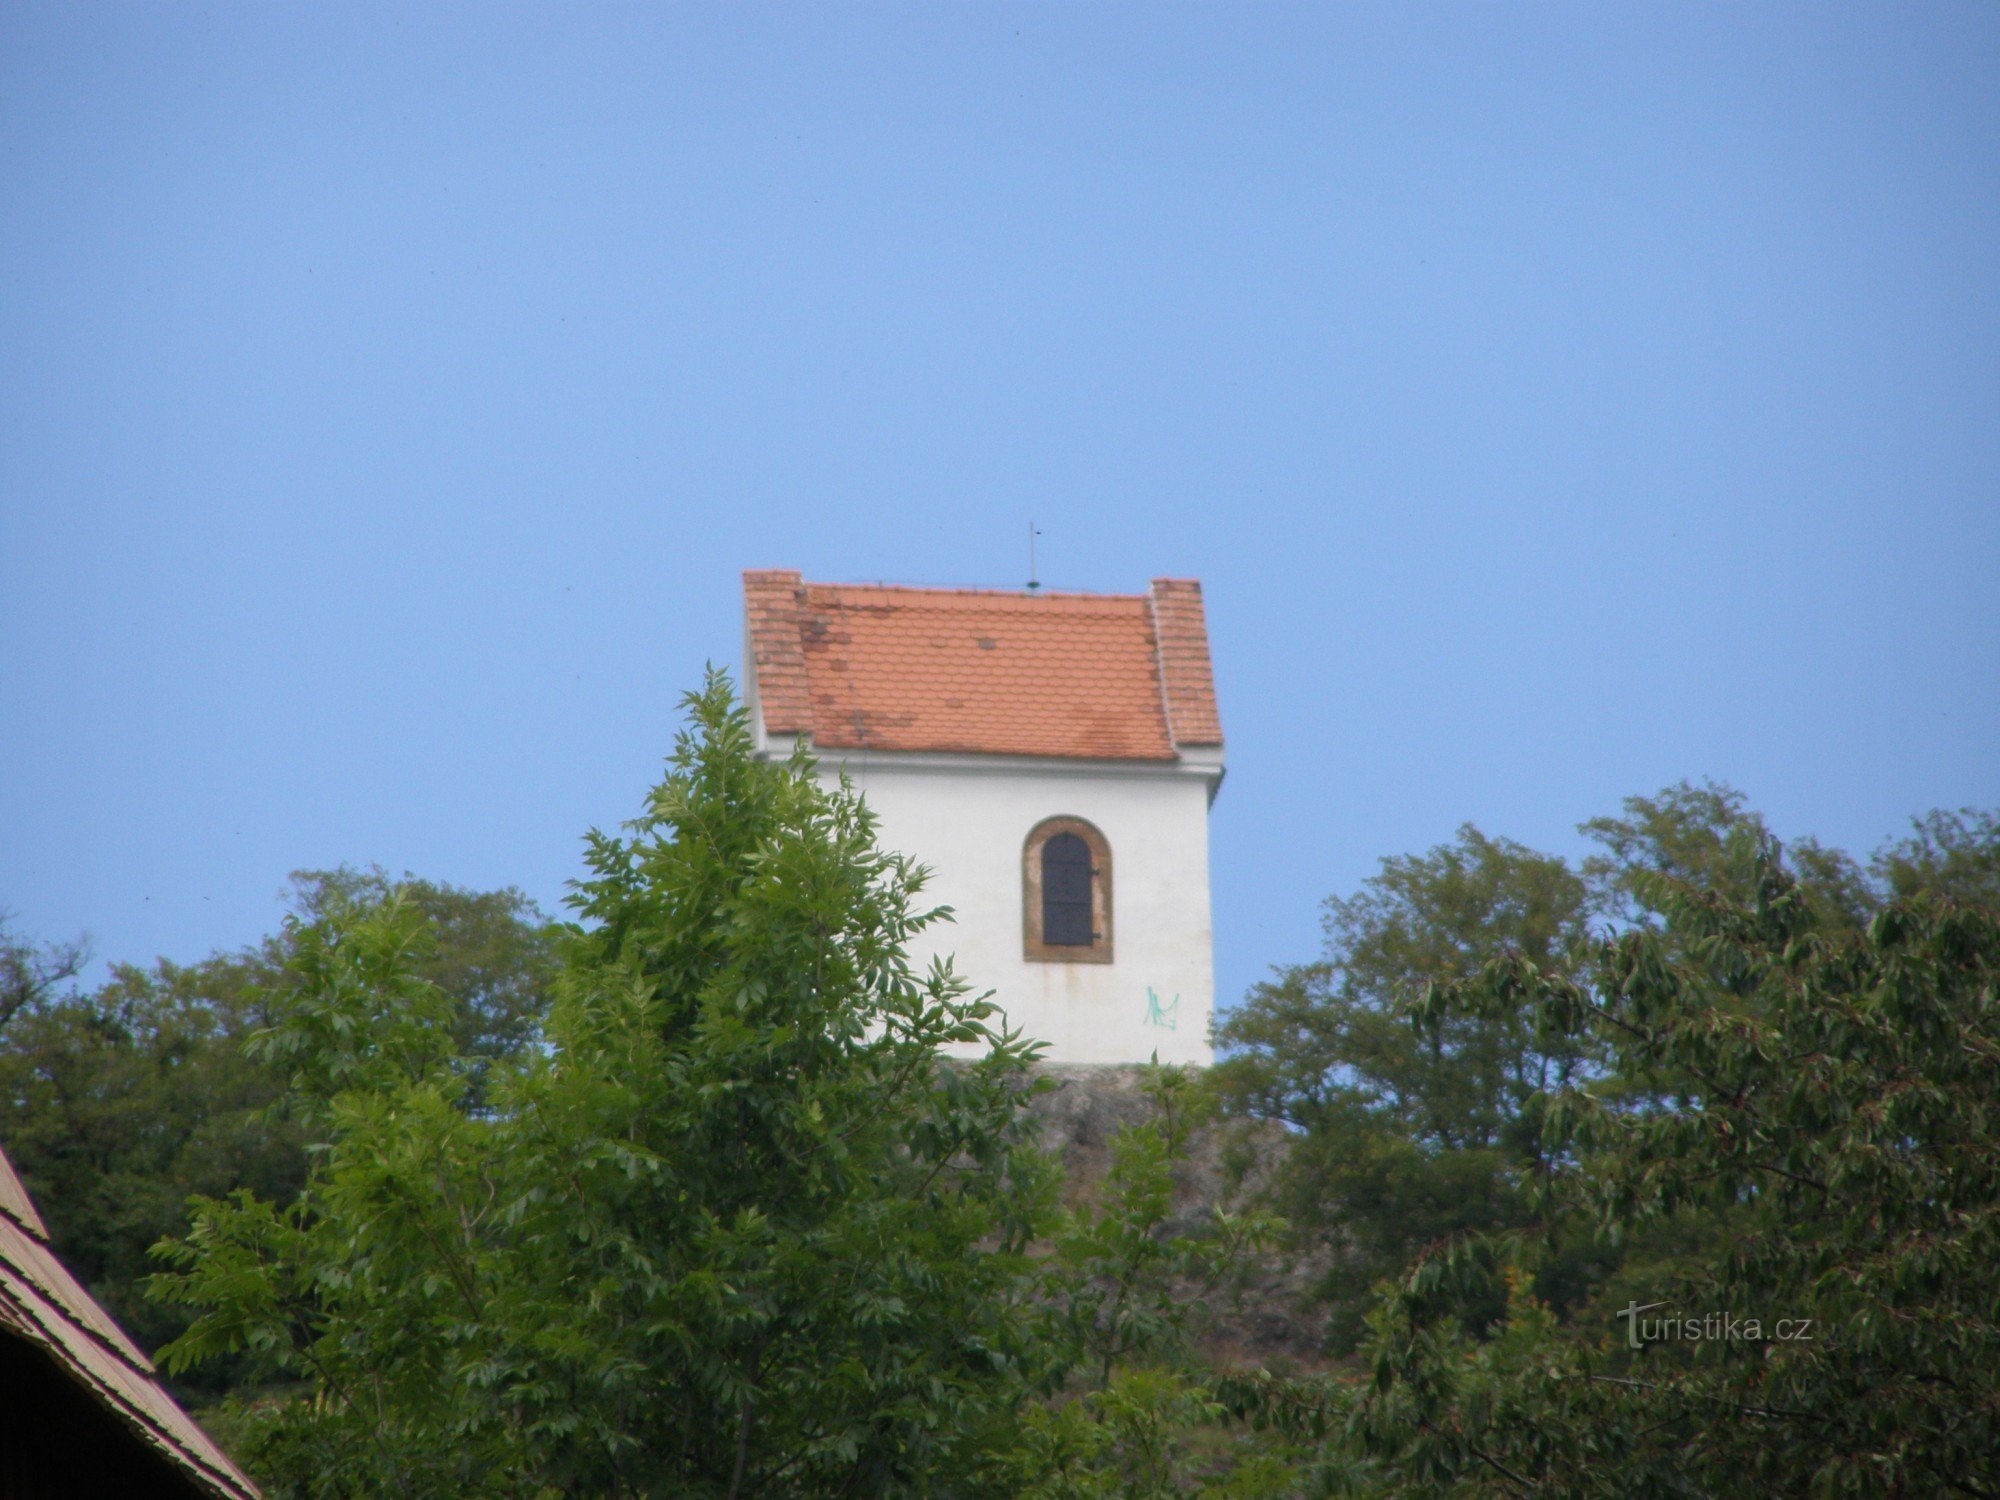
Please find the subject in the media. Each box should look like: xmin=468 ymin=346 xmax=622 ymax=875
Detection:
xmin=3 ymin=680 xmax=1995 ymax=1495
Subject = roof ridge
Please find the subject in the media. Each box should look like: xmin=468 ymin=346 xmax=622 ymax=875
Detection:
xmin=807 ymin=581 xmax=1149 ymax=603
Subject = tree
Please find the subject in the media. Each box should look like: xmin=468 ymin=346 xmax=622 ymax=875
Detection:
xmin=0 ymin=957 xmax=306 ymax=1389
xmin=0 ymin=873 xmax=559 ymax=1397
xmin=1211 ymin=825 xmax=1591 ymax=1351
xmin=1871 ymin=806 xmax=2000 ymax=907
xmin=1580 ymin=779 xmax=2000 ymax=934
xmin=0 ymin=914 xmax=86 ymax=1036
xmin=150 ymin=673 xmax=1054 ymax=1497
xmin=1335 ymin=862 xmax=2000 ymax=1496
xmin=1215 ymin=784 xmax=2000 ymax=1366
xmin=278 ymin=867 xmax=558 ymax=1072
xmin=1577 ymin=779 xmax=1774 ymax=929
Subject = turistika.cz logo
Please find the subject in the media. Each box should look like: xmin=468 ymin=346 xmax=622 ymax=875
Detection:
xmin=1616 ymin=1301 xmax=1816 ymax=1350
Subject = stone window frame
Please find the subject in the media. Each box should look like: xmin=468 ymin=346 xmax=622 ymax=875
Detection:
xmin=1022 ymin=815 xmax=1113 ymax=964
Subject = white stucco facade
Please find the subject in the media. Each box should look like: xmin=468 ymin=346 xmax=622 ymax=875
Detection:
xmin=756 ymin=731 xmax=1220 ymax=1067
xmin=740 ymin=570 xmax=1225 ymax=1069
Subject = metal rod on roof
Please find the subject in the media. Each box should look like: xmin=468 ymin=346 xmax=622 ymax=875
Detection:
xmin=1027 ymin=522 xmax=1041 ymax=592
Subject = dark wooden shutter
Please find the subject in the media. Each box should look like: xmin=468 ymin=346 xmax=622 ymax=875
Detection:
xmin=1042 ymin=833 xmax=1094 ymax=946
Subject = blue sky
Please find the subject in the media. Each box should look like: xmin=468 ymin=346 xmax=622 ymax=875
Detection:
xmin=4 ymin=4 xmax=1995 ymax=1016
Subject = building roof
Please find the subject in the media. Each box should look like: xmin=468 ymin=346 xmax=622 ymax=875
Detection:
xmin=743 ymin=573 xmax=1223 ymax=762
xmin=0 ymin=1143 xmax=261 ymax=1500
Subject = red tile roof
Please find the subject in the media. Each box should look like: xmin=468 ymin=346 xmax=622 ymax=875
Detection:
xmin=0 ymin=1143 xmax=261 ymax=1500
xmin=743 ymin=572 xmax=1222 ymax=761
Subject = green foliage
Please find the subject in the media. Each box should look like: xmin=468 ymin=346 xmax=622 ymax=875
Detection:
xmin=0 ymin=943 xmax=306 ymax=1388
xmin=1332 ymin=868 xmax=2000 ymax=1495
xmin=27 ymin=724 xmax=1994 ymax=1500
xmin=1577 ymin=778 xmax=1775 ymax=928
xmin=1582 ymin=781 xmax=2000 ymax=933
xmin=1871 ymin=805 xmax=2000 ymax=907
xmin=1040 ymin=1070 xmax=1260 ymax=1385
xmin=1008 ymin=1068 xmax=1310 ymax=1499
xmin=1213 ymin=783 xmax=2000 ymax=1371
xmin=0 ymin=916 xmax=85 ymax=1036
xmin=1211 ymin=826 xmax=1592 ymax=1351
xmin=0 ymin=872 xmax=557 ymax=1398
xmin=150 ymin=673 xmax=1056 ymax=1498
xmin=277 ymin=866 xmax=560 ymax=1080
xmin=1225 ymin=825 xmax=1588 ymax=1149
xmin=1015 ymin=1367 xmax=1307 ymax=1500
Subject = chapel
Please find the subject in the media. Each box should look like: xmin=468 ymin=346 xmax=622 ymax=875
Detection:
xmin=742 ymin=570 xmax=1223 ymax=1067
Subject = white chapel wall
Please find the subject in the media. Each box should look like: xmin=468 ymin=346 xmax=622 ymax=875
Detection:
xmin=811 ymin=753 xmax=1216 ymax=1068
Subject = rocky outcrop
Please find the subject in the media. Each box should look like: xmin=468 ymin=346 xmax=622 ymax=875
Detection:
xmin=1019 ymin=1064 xmax=1330 ymax=1371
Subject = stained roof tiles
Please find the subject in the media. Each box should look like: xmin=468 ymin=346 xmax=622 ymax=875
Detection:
xmin=743 ymin=572 xmax=1222 ymax=762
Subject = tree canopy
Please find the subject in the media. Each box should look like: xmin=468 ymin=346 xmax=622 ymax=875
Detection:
xmin=13 ymin=726 xmax=1996 ymax=1497
xmin=1212 ymin=782 xmax=2000 ymax=1376
xmin=0 ymin=872 xmax=558 ymax=1393
xmin=1217 ymin=788 xmax=2000 ymax=1495
xmin=1211 ymin=826 xmax=1593 ymax=1351
xmin=150 ymin=674 xmax=1060 ymax=1497
xmin=1336 ymin=866 xmax=2000 ymax=1496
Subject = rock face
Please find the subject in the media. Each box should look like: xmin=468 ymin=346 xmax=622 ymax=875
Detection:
xmin=1019 ymin=1065 xmax=1330 ymax=1370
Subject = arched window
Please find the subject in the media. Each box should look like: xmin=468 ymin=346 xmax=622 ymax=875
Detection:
xmin=1023 ymin=817 xmax=1112 ymax=963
